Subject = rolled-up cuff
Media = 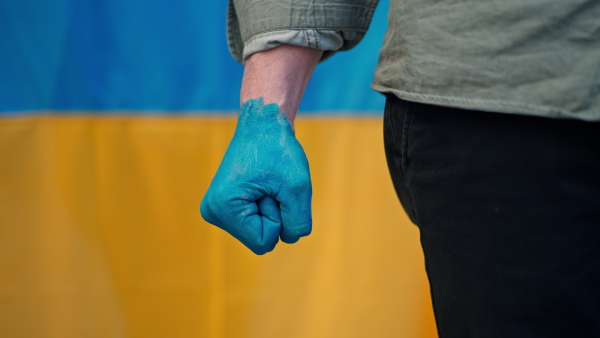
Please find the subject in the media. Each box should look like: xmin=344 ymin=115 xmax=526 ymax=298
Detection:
xmin=227 ymin=0 xmax=378 ymax=64
xmin=243 ymin=29 xmax=353 ymax=61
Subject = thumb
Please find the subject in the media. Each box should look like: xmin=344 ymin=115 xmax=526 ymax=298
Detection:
xmin=230 ymin=196 xmax=283 ymax=255
xmin=255 ymin=195 xmax=282 ymax=253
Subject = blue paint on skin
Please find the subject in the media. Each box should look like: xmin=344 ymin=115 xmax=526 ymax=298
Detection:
xmin=200 ymin=98 xmax=312 ymax=255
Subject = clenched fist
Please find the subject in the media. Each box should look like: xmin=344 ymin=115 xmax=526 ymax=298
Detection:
xmin=201 ymin=98 xmax=312 ymax=254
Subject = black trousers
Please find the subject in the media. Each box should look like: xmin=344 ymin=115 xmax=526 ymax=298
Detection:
xmin=383 ymin=94 xmax=600 ymax=338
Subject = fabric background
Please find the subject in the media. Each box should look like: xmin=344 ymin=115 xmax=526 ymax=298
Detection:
xmin=0 ymin=0 xmax=437 ymax=337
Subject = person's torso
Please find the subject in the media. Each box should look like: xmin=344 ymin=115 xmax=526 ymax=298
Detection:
xmin=373 ymin=0 xmax=600 ymax=120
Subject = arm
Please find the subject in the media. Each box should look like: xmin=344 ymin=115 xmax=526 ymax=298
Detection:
xmin=203 ymin=0 xmax=377 ymax=254
xmin=200 ymin=45 xmax=323 ymax=254
xmin=241 ymin=44 xmax=323 ymax=128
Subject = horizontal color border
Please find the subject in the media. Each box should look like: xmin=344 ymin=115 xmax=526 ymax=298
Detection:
xmin=0 ymin=109 xmax=385 ymax=117
xmin=0 ymin=0 xmax=388 ymax=113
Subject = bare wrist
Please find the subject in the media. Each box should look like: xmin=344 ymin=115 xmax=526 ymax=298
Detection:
xmin=240 ymin=44 xmax=323 ymax=127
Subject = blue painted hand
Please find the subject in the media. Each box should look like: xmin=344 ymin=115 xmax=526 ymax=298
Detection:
xmin=200 ymin=98 xmax=312 ymax=254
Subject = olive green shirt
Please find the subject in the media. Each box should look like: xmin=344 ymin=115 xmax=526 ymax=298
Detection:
xmin=227 ymin=0 xmax=600 ymax=121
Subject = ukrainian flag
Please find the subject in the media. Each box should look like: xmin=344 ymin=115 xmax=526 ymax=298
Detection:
xmin=0 ymin=1 xmax=436 ymax=337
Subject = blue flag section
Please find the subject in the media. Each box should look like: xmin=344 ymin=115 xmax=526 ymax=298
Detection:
xmin=0 ymin=0 xmax=388 ymax=114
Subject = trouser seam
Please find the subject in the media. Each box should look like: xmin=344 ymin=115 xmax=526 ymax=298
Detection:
xmin=387 ymin=95 xmax=404 ymax=175
xmin=402 ymin=102 xmax=422 ymax=226
xmin=401 ymin=102 xmax=413 ymax=175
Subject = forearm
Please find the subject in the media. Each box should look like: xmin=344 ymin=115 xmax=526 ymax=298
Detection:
xmin=240 ymin=44 xmax=323 ymax=128
xmin=203 ymin=46 xmax=319 ymax=254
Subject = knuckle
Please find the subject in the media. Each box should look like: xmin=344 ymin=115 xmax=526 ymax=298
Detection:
xmin=251 ymin=243 xmax=273 ymax=255
xmin=253 ymin=248 xmax=268 ymax=255
xmin=287 ymin=177 xmax=311 ymax=194
xmin=280 ymin=236 xmax=299 ymax=244
xmin=200 ymin=199 xmax=214 ymax=219
xmin=247 ymin=233 xmax=278 ymax=255
xmin=296 ymin=227 xmax=312 ymax=237
xmin=286 ymin=225 xmax=312 ymax=238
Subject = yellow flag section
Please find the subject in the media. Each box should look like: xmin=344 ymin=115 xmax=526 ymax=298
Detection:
xmin=0 ymin=115 xmax=437 ymax=338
